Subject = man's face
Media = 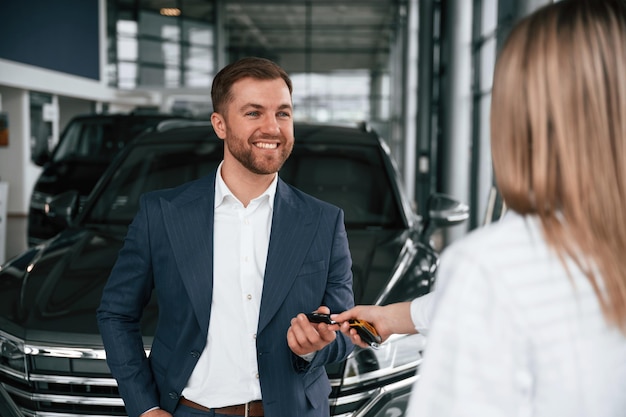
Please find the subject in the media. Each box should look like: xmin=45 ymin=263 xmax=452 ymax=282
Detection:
xmin=213 ymin=77 xmax=294 ymax=175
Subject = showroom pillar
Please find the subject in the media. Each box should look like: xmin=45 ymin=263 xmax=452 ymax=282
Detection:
xmin=0 ymin=180 xmax=6 ymax=264
xmin=440 ymin=0 xmax=473 ymax=244
xmin=415 ymin=0 xmax=435 ymax=217
xmin=0 ymin=87 xmax=36 ymax=214
xmin=402 ymin=0 xmax=418 ymax=205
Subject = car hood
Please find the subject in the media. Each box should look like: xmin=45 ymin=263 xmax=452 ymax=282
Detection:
xmin=0 ymin=226 xmax=408 ymax=345
xmin=34 ymin=159 xmax=111 ymax=196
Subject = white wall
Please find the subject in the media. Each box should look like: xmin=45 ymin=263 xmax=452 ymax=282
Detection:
xmin=0 ymin=181 xmax=8 ymax=264
xmin=0 ymin=86 xmax=38 ymax=214
xmin=0 ymin=59 xmax=120 ymax=103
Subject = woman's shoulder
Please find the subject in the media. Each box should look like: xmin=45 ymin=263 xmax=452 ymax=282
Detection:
xmin=438 ymin=211 xmax=554 ymax=295
xmin=445 ymin=211 xmax=541 ymax=256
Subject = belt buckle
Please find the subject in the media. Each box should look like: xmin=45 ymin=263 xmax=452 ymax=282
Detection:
xmin=244 ymin=402 xmax=250 ymax=417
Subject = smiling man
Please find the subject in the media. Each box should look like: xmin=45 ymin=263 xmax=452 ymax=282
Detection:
xmin=97 ymin=57 xmax=355 ymax=417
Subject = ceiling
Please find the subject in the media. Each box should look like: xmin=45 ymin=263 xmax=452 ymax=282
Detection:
xmin=123 ymin=0 xmax=405 ymax=74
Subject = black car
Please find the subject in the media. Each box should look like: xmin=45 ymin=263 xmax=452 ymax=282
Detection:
xmin=0 ymin=121 xmax=468 ymax=417
xmin=28 ymin=113 xmax=189 ymax=246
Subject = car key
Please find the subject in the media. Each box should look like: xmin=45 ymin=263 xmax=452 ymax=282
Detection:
xmin=348 ymin=319 xmax=383 ymax=348
xmin=306 ymin=312 xmax=337 ymax=325
xmin=306 ymin=312 xmax=382 ymax=348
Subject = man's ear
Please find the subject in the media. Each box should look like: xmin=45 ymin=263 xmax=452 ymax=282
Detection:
xmin=211 ymin=112 xmax=227 ymax=139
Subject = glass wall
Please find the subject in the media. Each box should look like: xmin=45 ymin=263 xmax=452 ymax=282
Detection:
xmin=467 ymin=0 xmax=553 ymax=229
xmin=291 ymin=71 xmax=373 ymax=123
xmin=107 ymin=1 xmax=216 ymax=90
xmin=469 ymin=0 xmax=499 ymax=228
xmin=105 ymin=0 xmax=393 ymax=127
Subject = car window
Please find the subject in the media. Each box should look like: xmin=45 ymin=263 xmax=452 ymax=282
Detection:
xmin=84 ymin=140 xmax=404 ymax=229
xmin=86 ymin=142 xmax=221 ymax=224
xmin=52 ymin=116 xmax=172 ymax=163
xmin=53 ymin=118 xmax=117 ymax=161
xmin=281 ymin=144 xmax=404 ymax=228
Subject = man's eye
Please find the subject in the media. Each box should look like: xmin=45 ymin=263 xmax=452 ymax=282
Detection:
xmin=278 ymin=111 xmax=291 ymax=118
xmin=246 ymin=111 xmax=260 ymax=117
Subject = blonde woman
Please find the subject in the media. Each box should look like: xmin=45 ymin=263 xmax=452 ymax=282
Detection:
xmin=334 ymin=1 xmax=626 ymax=415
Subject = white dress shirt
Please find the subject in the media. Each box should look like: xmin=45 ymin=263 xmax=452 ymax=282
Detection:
xmin=410 ymin=292 xmax=435 ymax=336
xmin=182 ymin=163 xmax=277 ymax=408
xmin=407 ymin=211 xmax=626 ymax=417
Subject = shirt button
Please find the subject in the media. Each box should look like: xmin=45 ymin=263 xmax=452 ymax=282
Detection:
xmin=247 ymin=294 xmax=252 ymax=300
xmin=256 ymin=373 xmax=260 ymax=379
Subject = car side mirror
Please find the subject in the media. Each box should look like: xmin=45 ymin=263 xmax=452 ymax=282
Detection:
xmin=45 ymin=190 xmax=80 ymax=228
xmin=420 ymin=193 xmax=469 ymax=243
xmin=32 ymin=148 xmax=51 ymax=167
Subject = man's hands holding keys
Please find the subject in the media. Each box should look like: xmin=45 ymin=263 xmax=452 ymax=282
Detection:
xmin=287 ymin=306 xmax=339 ymax=356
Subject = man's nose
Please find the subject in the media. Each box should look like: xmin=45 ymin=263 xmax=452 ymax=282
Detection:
xmin=260 ymin=116 xmax=281 ymax=135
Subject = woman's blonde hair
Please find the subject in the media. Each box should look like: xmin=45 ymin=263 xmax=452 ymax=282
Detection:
xmin=491 ymin=0 xmax=626 ymax=331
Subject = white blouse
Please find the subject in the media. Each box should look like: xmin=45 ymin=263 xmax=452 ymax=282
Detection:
xmin=406 ymin=211 xmax=626 ymax=417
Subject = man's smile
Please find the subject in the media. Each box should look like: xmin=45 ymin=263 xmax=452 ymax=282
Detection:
xmin=254 ymin=142 xmax=279 ymax=149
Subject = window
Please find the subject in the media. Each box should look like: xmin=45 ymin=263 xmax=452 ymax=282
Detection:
xmin=108 ymin=2 xmax=215 ymax=89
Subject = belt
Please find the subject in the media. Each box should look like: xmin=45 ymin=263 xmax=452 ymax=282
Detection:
xmin=179 ymin=397 xmax=264 ymax=417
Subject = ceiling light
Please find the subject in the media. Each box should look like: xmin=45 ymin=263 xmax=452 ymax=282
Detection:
xmin=160 ymin=8 xmax=181 ymax=17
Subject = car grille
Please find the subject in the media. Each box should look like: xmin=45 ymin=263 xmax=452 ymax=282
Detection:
xmin=1 ymin=335 xmax=422 ymax=417
xmin=0 ymin=341 xmax=126 ymax=417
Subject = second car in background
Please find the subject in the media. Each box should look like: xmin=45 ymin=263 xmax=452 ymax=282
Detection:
xmin=27 ymin=112 xmax=190 ymax=246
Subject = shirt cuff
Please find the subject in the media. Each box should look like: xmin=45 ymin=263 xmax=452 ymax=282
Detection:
xmin=140 ymin=406 xmax=160 ymax=416
xmin=298 ymin=351 xmax=316 ymax=362
xmin=410 ymin=293 xmax=435 ymax=336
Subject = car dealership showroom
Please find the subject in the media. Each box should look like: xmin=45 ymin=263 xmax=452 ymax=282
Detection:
xmin=0 ymin=0 xmax=590 ymax=416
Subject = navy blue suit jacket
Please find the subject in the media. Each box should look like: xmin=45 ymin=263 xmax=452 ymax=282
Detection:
xmin=97 ymin=169 xmax=355 ymax=417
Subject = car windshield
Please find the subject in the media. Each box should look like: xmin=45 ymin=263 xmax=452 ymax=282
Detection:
xmin=84 ymin=139 xmax=405 ymax=229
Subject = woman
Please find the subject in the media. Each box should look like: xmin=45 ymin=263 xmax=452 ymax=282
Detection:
xmin=333 ymin=1 xmax=626 ymax=415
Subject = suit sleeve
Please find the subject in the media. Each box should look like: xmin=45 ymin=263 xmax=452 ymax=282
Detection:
xmin=96 ymin=195 xmax=160 ymax=417
xmin=309 ymin=207 xmax=355 ymax=369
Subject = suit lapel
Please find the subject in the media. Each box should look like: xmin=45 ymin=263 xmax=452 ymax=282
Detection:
xmin=161 ymin=173 xmax=215 ymax=334
xmin=258 ymin=179 xmax=319 ymax=334
xmin=159 ymin=173 xmax=319 ymax=335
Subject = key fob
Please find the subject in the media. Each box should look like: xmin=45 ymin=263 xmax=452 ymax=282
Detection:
xmin=306 ymin=312 xmax=337 ymax=325
xmin=348 ymin=319 xmax=382 ymax=348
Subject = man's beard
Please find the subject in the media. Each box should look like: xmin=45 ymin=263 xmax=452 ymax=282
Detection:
xmin=226 ymin=132 xmax=293 ymax=175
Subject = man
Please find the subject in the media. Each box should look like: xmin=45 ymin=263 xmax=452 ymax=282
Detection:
xmin=97 ymin=57 xmax=355 ymax=417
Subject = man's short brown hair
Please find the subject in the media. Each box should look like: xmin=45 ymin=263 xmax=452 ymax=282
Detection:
xmin=211 ymin=57 xmax=293 ymax=114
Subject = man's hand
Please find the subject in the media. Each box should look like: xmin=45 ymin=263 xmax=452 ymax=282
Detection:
xmin=287 ymin=306 xmax=338 ymax=356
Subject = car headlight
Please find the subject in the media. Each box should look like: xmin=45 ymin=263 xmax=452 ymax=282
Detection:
xmin=331 ymin=333 xmax=425 ymax=416
xmin=343 ymin=333 xmax=425 ymax=386
xmin=0 ymin=331 xmax=27 ymax=379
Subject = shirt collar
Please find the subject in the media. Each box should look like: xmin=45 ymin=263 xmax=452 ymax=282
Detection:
xmin=214 ymin=161 xmax=278 ymax=209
